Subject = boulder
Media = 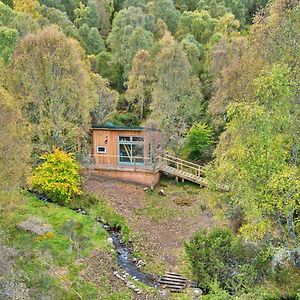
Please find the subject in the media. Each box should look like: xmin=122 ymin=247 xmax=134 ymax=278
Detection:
xmin=17 ymin=217 xmax=53 ymax=236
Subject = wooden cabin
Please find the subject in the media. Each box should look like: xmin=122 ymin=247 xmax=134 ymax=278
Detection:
xmin=89 ymin=124 xmax=162 ymax=186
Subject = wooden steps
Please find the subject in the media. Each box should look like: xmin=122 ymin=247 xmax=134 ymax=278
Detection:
xmin=158 ymin=272 xmax=188 ymax=293
xmin=159 ymin=163 xmax=208 ymax=187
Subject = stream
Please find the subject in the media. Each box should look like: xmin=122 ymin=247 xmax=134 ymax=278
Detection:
xmin=31 ymin=192 xmax=158 ymax=288
xmin=100 ymin=223 xmax=158 ymax=287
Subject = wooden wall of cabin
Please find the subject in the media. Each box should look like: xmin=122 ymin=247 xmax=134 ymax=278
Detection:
xmin=89 ymin=168 xmax=161 ymax=187
xmin=92 ymin=129 xmax=147 ymax=165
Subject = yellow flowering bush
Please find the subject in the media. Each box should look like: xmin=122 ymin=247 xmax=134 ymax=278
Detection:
xmin=29 ymin=149 xmax=82 ymax=205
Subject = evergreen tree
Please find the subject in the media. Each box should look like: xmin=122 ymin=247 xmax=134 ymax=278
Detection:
xmin=107 ymin=6 xmax=155 ymax=80
xmin=96 ymin=51 xmax=124 ymax=92
xmin=177 ymin=10 xmax=219 ymax=44
xmin=0 ymin=26 xmax=18 ymax=63
xmin=148 ymin=0 xmax=180 ymax=34
xmin=40 ymin=5 xmax=79 ymax=39
xmin=74 ymin=1 xmax=100 ymax=29
xmin=180 ymin=34 xmax=204 ymax=77
xmin=78 ymin=24 xmax=104 ymax=55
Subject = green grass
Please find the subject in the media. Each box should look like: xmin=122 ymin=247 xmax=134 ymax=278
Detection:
xmin=0 ymin=191 xmax=133 ymax=299
xmin=135 ymin=177 xmax=207 ymax=223
xmin=69 ymin=192 xmax=131 ymax=243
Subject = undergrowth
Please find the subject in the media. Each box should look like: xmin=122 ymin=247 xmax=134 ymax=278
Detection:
xmin=0 ymin=191 xmax=133 ymax=299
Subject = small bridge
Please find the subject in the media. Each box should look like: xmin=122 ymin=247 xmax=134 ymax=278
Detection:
xmin=157 ymin=154 xmax=208 ymax=187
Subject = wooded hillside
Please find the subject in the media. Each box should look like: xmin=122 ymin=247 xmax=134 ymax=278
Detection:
xmin=0 ymin=0 xmax=300 ymax=299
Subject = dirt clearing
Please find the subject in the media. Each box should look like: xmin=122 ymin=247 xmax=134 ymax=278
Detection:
xmin=85 ymin=177 xmax=215 ymax=274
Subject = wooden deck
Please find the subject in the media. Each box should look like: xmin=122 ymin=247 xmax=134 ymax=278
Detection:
xmin=87 ymin=154 xmax=207 ymax=186
xmin=157 ymin=154 xmax=207 ymax=186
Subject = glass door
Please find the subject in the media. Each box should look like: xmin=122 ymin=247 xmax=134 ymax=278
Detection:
xmin=119 ymin=143 xmax=132 ymax=163
xmin=118 ymin=136 xmax=145 ymax=165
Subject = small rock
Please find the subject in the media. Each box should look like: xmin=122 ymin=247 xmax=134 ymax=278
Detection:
xmin=136 ymin=260 xmax=145 ymax=267
xmin=102 ymin=224 xmax=110 ymax=230
xmin=159 ymin=290 xmax=169 ymax=298
xmin=107 ymin=237 xmax=113 ymax=244
xmin=17 ymin=217 xmax=53 ymax=236
xmin=193 ymin=288 xmax=203 ymax=299
xmin=193 ymin=288 xmax=202 ymax=295
xmin=143 ymin=187 xmax=148 ymax=192
xmin=159 ymin=189 xmax=166 ymax=196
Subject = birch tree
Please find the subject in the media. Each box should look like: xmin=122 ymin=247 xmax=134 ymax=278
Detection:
xmin=9 ymin=26 xmax=96 ymax=155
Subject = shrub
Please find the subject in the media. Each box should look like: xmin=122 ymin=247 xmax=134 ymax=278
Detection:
xmin=28 ymin=149 xmax=82 ymax=205
xmin=185 ymin=227 xmax=261 ymax=293
xmin=107 ymin=112 xmax=140 ymax=127
xmin=183 ymin=123 xmax=213 ymax=161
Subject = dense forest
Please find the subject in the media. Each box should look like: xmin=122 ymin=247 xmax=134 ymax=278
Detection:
xmin=1 ymin=0 xmax=300 ymax=299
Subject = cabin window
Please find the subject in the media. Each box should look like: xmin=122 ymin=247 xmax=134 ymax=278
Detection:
xmin=96 ymin=146 xmax=106 ymax=154
xmin=132 ymin=136 xmax=144 ymax=142
xmin=132 ymin=144 xmax=144 ymax=163
xmin=118 ymin=136 xmax=144 ymax=142
xmin=118 ymin=135 xmax=144 ymax=164
xmin=119 ymin=136 xmax=131 ymax=142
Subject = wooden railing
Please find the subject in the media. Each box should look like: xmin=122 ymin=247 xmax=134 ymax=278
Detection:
xmin=157 ymin=154 xmax=205 ymax=178
xmin=87 ymin=154 xmax=157 ymax=169
xmin=85 ymin=153 xmax=205 ymax=178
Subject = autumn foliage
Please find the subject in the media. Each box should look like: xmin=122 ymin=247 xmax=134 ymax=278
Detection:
xmin=28 ymin=149 xmax=82 ymax=205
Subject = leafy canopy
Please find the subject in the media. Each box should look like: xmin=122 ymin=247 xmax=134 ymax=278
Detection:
xmin=209 ymin=65 xmax=300 ymax=245
xmin=183 ymin=123 xmax=213 ymax=161
xmin=0 ymin=26 xmax=18 ymax=63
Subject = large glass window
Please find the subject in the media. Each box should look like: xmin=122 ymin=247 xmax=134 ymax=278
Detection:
xmin=132 ymin=144 xmax=144 ymax=163
xmin=118 ymin=136 xmax=144 ymax=165
xmin=119 ymin=144 xmax=132 ymax=163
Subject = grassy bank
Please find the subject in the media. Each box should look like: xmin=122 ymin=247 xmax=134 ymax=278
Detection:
xmin=0 ymin=191 xmax=133 ymax=299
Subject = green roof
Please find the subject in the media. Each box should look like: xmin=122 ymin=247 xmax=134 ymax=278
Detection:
xmin=92 ymin=122 xmax=144 ymax=131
